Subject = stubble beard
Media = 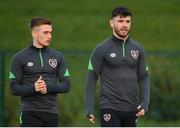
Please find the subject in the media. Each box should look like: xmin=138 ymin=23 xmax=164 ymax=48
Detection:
xmin=114 ymin=28 xmax=130 ymax=39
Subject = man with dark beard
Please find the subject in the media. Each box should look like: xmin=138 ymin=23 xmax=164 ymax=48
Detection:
xmin=85 ymin=6 xmax=150 ymax=127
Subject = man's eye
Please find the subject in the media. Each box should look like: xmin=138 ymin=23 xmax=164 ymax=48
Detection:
xmin=43 ymin=31 xmax=49 ymax=34
xmin=118 ymin=20 xmax=123 ymax=22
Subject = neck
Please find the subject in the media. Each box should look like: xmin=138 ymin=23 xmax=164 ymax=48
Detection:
xmin=113 ymin=32 xmax=129 ymax=42
xmin=33 ymin=39 xmax=43 ymax=48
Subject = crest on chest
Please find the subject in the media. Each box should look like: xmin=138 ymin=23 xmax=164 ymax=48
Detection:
xmin=49 ymin=59 xmax=57 ymax=68
xmin=131 ymin=50 xmax=139 ymax=59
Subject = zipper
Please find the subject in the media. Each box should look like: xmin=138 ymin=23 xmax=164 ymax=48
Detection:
xmin=122 ymin=41 xmax=126 ymax=58
xmin=39 ymin=49 xmax=44 ymax=67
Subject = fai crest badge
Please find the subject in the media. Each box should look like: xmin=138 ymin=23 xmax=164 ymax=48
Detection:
xmin=49 ymin=59 xmax=57 ymax=68
xmin=131 ymin=50 xmax=139 ymax=59
xmin=103 ymin=114 xmax=111 ymax=122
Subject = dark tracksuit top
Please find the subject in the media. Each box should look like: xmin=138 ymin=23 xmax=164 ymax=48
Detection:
xmin=9 ymin=44 xmax=71 ymax=114
xmin=86 ymin=35 xmax=150 ymax=116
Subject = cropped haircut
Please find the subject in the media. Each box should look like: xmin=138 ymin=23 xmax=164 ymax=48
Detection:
xmin=29 ymin=17 xmax=51 ymax=31
xmin=111 ymin=6 xmax=132 ymax=18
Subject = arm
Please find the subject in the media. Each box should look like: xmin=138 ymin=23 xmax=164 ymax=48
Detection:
xmin=86 ymin=45 xmax=104 ymax=119
xmin=47 ymin=54 xmax=71 ymax=93
xmin=137 ymin=47 xmax=150 ymax=112
xmin=9 ymin=55 xmax=35 ymax=96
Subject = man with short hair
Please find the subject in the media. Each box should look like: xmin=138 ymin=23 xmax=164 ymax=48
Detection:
xmin=9 ymin=17 xmax=71 ymax=127
xmin=86 ymin=6 xmax=150 ymax=127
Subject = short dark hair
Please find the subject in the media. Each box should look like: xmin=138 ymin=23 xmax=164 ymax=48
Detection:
xmin=29 ymin=17 xmax=51 ymax=30
xmin=111 ymin=6 xmax=132 ymax=18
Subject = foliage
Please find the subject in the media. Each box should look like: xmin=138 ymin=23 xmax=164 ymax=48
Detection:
xmin=147 ymin=55 xmax=180 ymax=121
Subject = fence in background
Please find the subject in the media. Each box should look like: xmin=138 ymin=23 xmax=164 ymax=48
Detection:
xmin=1 ymin=50 xmax=180 ymax=126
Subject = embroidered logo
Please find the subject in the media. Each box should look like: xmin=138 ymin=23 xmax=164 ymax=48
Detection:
xmin=131 ymin=50 xmax=139 ymax=59
xmin=110 ymin=53 xmax=116 ymax=58
xmin=103 ymin=114 xmax=111 ymax=122
xmin=27 ymin=62 xmax=33 ymax=67
xmin=49 ymin=59 xmax=57 ymax=68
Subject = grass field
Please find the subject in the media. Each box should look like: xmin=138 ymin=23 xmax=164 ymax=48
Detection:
xmin=0 ymin=0 xmax=180 ymax=51
xmin=0 ymin=0 xmax=180 ymax=126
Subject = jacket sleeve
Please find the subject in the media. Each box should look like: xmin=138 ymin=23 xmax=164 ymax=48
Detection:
xmin=47 ymin=54 xmax=71 ymax=93
xmin=137 ymin=46 xmax=150 ymax=111
xmin=9 ymin=55 xmax=35 ymax=96
xmin=86 ymin=45 xmax=104 ymax=116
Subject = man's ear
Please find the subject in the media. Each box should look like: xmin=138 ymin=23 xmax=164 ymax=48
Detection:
xmin=31 ymin=30 xmax=37 ymax=38
xmin=110 ymin=19 xmax=114 ymax=28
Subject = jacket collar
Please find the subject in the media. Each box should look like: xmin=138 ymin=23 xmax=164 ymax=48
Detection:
xmin=111 ymin=35 xmax=130 ymax=43
xmin=29 ymin=43 xmax=48 ymax=51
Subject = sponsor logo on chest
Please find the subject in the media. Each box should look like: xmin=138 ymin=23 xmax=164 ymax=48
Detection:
xmin=49 ymin=59 xmax=57 ymax=68
xmin=27 ymin=62 xmax=34 ymax=67
xmin=110 ymin=53 xmax=116 ymax=58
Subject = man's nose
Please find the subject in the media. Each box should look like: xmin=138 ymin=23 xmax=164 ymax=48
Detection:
xmin=48 ymin=33 xmax=52 ymax=39
xmin=122 ymin=22 xmax=128 ymax=27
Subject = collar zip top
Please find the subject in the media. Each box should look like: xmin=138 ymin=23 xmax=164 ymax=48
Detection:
xmin=30 ymin=44 xmax=46 ymax=67
xmin=112 ymin=35 xmax=129 ymax=58
xmin=9 ymin=42 xmax=71 ymax=114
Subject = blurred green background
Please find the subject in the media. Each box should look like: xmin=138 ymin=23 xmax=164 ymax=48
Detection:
xmin=0 ymin=0 xmax=180 ymax=126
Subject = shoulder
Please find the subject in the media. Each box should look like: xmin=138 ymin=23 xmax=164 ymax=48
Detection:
xmin=129 ymin=38 xmax=146 ymax=52
xmin=47 ymin=48 xmax=65 ymax=60
xmin=48 ymin=48 xmax=63 ymax=55
xmin=12 ymin=47 xmax=31 ymax=61
xmin=93 ymin=37 xmax=114 ymax=53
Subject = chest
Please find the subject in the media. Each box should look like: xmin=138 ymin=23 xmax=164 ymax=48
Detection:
xmin=22 ymin=52 xmax=59 ymax=75
xmin=104 ymin=44 xmax=140 ymax=67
